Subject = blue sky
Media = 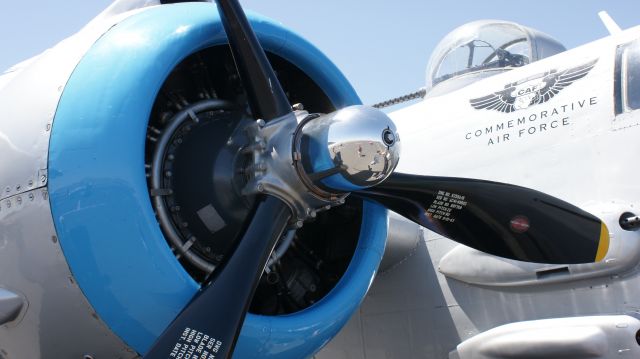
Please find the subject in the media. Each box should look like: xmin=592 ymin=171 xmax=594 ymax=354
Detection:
xmin=1 ymin=0 xmax=638 ymax=105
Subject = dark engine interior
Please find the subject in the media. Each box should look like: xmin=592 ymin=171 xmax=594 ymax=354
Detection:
xmin=144 ymin=46 xmax=363 ymax=315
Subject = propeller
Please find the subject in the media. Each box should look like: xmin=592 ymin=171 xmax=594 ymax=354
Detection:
xmin=355 ymin=173 xmax=609 ymax=264
xmin=144 ymin=0 xmax=609 ymax=358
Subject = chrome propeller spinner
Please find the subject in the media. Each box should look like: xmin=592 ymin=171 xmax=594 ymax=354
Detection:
xmin=239 ymin=105 xmax=400 ymax=226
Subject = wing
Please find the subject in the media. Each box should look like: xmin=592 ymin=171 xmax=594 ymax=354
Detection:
xmin=470 ymin=87 xmax=517 ymax=113
xmin=537 ymin=59 xmax=598 ymax=103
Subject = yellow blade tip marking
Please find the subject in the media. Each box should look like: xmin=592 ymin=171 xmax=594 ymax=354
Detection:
xmin=595 ymin=222 xmax=609 ymax=262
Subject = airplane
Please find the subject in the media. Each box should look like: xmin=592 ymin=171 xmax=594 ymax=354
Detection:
xmin=0 ymin=1 xmax=636 ymax=359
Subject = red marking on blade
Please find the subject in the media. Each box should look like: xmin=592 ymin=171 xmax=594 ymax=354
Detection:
xmin=510 ymin=215 xmax=530 ymax=233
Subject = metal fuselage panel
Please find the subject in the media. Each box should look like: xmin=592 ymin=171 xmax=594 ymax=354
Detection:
xmin=0 ymin=189 xmax=138 ymax=359
xmin=0 ymin=9 xmax=146 ymax=359
xmin=318 ymin=26 xmax=640 ymax=359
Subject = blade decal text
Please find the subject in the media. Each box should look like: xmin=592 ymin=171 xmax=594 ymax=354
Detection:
xmin=169 ymin=327 xmax=224 ymax=359
xmin=427 ymin=190 xmax=468 ymax=223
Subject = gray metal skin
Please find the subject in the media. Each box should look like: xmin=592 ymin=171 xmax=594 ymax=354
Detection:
xmin=316 ymin=22 xmax=640 ymax=359
xmin=451 ymin=315 xmax=640 ymax=358
xmin=0 ymin=2 xmax=157 ymax=359
xmin=0 ymin=188 xmax=138 ymax=359
xmin=0 ymin=289 xmax=24 ymax=327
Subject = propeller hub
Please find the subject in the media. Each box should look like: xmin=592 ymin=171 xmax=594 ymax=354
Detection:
xmin=240 ymin=106 xmax=400 ymax=225
xmin=296 ymin=105 xmax=401 ymax=192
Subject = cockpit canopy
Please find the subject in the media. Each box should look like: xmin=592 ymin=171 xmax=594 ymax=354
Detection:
xmin=426 ymin=20 xmax=566 ymax=96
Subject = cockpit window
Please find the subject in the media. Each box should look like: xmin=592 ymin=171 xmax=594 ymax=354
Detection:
xmin=434 ymin=40 xmax=529 ymax=85
xmin=431 ymin=23 xmax=531 ymax=86
xmin=616 ymin=39 xmax=640 ymax=112
xmin=425 ymin=20 xmax=566 ymax=95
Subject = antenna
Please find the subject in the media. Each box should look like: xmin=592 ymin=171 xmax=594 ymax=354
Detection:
xmin=598 ymin=11 xmax=622 ymax=35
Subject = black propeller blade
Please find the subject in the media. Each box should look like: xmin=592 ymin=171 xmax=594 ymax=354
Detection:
xmin=216 ymin=0 xmax=291 ymax=121
xmin=356 ymin=173 xmax=609 ymax=264
xmin=144 ymin=196 xmax=291 ymax=359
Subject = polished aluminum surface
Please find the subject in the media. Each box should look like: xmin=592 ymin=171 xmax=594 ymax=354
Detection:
xmin=0 ymin=187 xmax=138 ymax=359
xmin=299 ymin=105 xmax=401 ymax=190
xmin=242 ymin=110 xmax=341 ymax=224
xmin=0 ymin=288 xmax=24 ymax=325
xmin=454 ymin=315 xmax=640 ymax=359
xmin=379 ymin=211 xmax=422 ymax=272
xmin=242 ymin=106 xmax=400 ymax=223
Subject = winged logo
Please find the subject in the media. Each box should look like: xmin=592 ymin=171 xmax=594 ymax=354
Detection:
xmin=469 ymin=59 xmax=598 ymax=113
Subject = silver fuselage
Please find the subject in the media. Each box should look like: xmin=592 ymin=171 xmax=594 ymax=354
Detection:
xmin=318 ymin=24 xmax=640 ymax=359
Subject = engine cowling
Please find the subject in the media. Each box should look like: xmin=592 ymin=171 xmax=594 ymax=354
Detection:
xmin=38 ymin=3 xmax=386 ymax=358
